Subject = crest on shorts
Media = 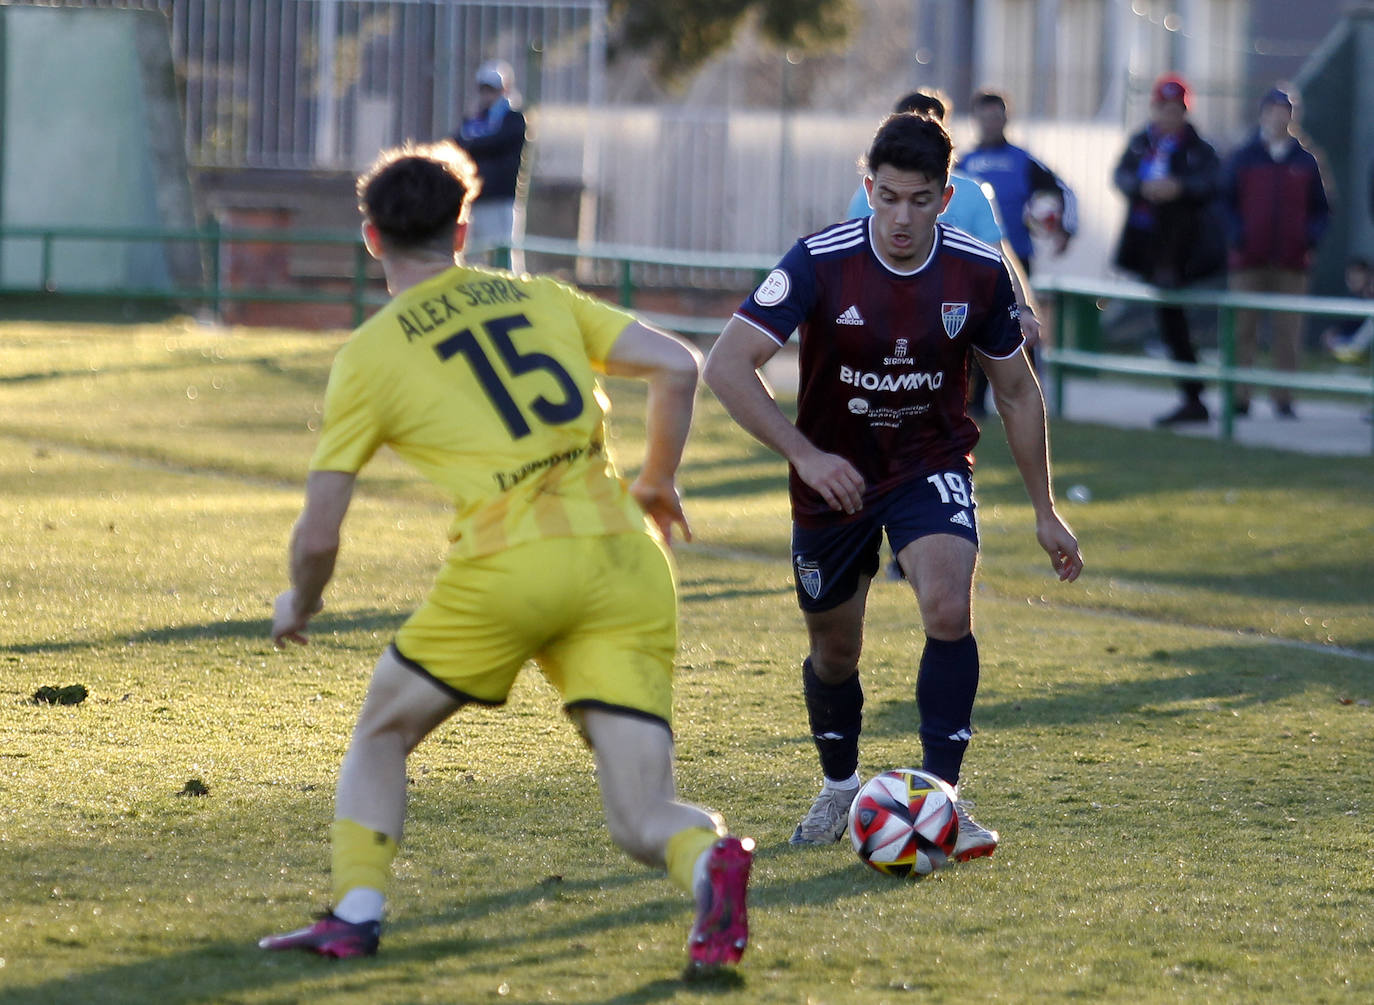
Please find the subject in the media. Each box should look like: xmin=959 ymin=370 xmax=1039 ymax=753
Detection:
xmin=795 ymin=556 xmax=823 ymax=600
xmin=941 ymin=302 xmax=969 ymax=339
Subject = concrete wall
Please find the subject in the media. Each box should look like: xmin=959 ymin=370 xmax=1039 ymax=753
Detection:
xmin=0 ymin=6 xmax=199 ymax=291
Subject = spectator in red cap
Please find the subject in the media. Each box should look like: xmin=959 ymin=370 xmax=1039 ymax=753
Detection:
xmin=1222 ymin=85 xmax=1330 ymax=419
xmin=1112 ymin=72 xmax=1228 ymax=426
xmin=1152 ymin=75 xmax=1190 ymax=109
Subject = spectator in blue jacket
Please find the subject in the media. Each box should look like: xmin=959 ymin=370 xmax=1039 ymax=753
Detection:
xmin=958 ymin=90 xmax=1077 ymax=413
xmin=1222 ymin=85 xmax=1330 ymax=418
xmin=959 ymin=91 xmax=1077 ymax=271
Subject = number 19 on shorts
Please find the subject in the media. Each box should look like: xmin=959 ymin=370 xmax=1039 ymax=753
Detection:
xmin=926 ymin=472 xmax=972 ymax=508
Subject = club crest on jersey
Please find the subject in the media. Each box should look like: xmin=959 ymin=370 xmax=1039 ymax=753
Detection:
xmin=754 ymin=269 xmax=791 ymax=307
xmin=795 ymin=556 xmax=823 ymax=600
xmin=941 ymin=302 xmax=969 ymax=339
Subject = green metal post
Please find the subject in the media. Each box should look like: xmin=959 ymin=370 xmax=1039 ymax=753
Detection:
xmin=40 ymin=231 xmax=53 ymax=291
xmin=1074 ymin=292 xmax=1099 ymax=353
xmin=352 ymin=239 xmax=368 ymax=328
xmin=1217 ymin=305 xmax=1235 ymax=441
xmin=1368 ymin=351 xmax=1374 ymax=454
xmin=1051 ymin=288 xmax=1066 ymax=416
xmin=619 ymin=258 xmax=633 ymax=308
xmin=206 ymin=217 xmax=222 ymax=321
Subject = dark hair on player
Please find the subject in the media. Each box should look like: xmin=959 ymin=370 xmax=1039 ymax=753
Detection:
xmin=892 ymin=89 xmax=948 ymax=121
xmin=356 ymin=141 xmax=481 ymax=253
xmin=971 ymin=90 xmax=1008 ymax=114
xmin=864 ymin=113 xmax=953 ymax=186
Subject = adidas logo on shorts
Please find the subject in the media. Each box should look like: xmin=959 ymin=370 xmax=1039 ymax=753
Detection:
xmin=836 ymin=305 xmax=864 ymax=326
xmin=949 ymin=510 xmax=973 ymax=528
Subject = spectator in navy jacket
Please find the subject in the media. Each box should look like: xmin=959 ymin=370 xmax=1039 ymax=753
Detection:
xmin=453 ymin=59 xmax=528 ymax=271
xmin=1223 ymin=86 xmax=1329 ymax=418
xmin=1113 ymin=74 xmax=1227 ymax=426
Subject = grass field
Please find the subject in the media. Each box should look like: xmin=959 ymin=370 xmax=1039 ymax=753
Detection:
xmin=2 ymin=320 xmax=1373 ymax=1004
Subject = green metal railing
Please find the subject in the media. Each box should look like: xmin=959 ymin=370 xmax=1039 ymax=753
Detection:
xmin=1036 ymin=276 xmax=1374 ymax=451
xmin=0 ymin=222 xmax=383 ymax=326
xmin=1 ymin=223 xmax=1370 ymax=449
xmin=0 ymin=227 xmax=773 ymax=332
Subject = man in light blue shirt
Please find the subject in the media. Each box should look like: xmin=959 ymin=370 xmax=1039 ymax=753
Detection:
xmin=847 ymin=171 xmax=1002 ymax=247
xmin=846 ymin=90 xmax=1039 ymax=356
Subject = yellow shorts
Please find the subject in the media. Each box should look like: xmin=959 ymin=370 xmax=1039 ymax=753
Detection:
xmin=392 ymin=532 xmax=678 ymax=726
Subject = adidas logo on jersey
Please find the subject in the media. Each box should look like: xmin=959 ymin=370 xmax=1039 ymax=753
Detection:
xmin=949 ymin=510 xmax=973 ymax=528
xmin=836 ymin=305 xmax=864 ymax=326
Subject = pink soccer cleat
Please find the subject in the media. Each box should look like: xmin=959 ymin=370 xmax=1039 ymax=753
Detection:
xmin=258 ymin=912 xmax=380 ymax=958
xmin=686 ymin=835 xmax=755 ymax=976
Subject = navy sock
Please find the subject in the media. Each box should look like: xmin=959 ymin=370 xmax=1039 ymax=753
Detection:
xmin=802 ymin=657 xmax=863 ymax=782
xmin=917 ymin=634 xmax=980 ymax=787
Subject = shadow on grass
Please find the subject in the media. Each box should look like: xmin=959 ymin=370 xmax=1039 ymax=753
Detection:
xmin=685 ymin=470 xmax=789 ymax=500
xmin=1 ymin=610 xmax=407 ymax=656
xmin=0 ymin=869 xmax=759 ymax=1005
xmin=1084 ymin=560 xmax=1374 ymax=610
xmin=862 ymin=642 xmax=1371 ymax=738
xmin=678 ymin=581 xmax=786 ymax=606
xmin=0 ymin=354 xmax=327 ymax=390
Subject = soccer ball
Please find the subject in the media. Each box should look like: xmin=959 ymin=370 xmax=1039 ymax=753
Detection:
xmin=1024 ymin=190 xmax=1064 ymax=239
xmin=848 ymin=768 xmax=959 ymax=878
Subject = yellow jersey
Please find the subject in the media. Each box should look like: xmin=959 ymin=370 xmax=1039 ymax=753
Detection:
xmin=310 ymin=264 xmax=650 ymax=557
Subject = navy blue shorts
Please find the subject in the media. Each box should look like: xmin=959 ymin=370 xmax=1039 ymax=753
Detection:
xmin=791 ymin=469 xmax=979 ymax=613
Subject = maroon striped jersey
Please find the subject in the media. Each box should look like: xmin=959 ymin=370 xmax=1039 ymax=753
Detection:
xmin=734 ymin=218 xmax=1025 ymax=525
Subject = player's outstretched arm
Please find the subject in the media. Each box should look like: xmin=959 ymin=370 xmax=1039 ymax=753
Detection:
xmin=604 ymin=321 xmax=701 ymax=545
xmin=273 ymin=470 xmax=356 ymax=646
xmin=981 ymin=351 xmax=1083 ymax=582
xmin=704 ymin=318 xmax=864 ymax=514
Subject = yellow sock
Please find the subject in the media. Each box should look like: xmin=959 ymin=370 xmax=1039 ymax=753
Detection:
xmin=664 ymin=826 xmax=721 ymax=896
xmin=331 ymin=818 xmax=399 ymax=904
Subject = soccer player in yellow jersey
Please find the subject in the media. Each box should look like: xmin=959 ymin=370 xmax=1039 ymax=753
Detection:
xmin=258 ymin=141 xmax=753 ymax=974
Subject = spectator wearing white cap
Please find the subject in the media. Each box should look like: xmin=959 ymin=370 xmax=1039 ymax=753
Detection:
xmin=453 ymin=59 xmax=527 ymax=271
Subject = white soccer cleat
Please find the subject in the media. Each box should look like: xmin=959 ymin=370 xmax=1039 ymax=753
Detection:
xmin=952 ymin=800 xmax=1000 ymax=862
xmin=789 ymin=786 xmax=855 ymax=846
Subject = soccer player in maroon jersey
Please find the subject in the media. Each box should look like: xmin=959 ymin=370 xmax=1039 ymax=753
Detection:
xmin=704 ymin=112 xmax=1082 ymax=857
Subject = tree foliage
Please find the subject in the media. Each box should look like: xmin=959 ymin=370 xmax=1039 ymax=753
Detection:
xmin=607 ymin=0 xmax=853 ymax=80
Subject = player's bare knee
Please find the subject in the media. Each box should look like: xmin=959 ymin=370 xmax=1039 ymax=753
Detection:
xmin=809 ymin=630 xmax=863 ymax=681
xmin=352 ymin=699 xmax=437 ymax=754
xmin=810 ymin=648 xmax=861 ymax=683
xmin=920 ymin=596 xmax=971 ymax=640
xmin=349 ymin=711 xmax=412 ymax=754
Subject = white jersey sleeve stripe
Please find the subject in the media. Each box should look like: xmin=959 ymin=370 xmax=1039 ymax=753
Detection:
xmin=804 ymin=234 xmax=866 ymax=256
xmin=803 ymin=220 xmax=866 ymax=254
xmin=939 ymin=224 xmax=1001 ymax=258
xmin=941 ymin=232 xmax=1004 ymax=266
xmin=732 ymin=312 xmax=790 ymax=347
